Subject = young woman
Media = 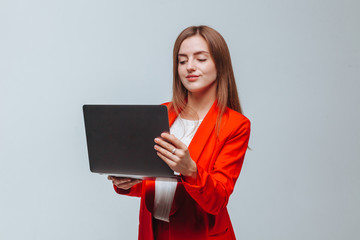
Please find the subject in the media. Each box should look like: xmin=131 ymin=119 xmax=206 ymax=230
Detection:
xmin=108 ymin=25 xmax=251 ymax=240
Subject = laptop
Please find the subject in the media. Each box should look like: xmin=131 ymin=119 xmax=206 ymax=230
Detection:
xmin=83 ymin=105 xmax=175 ymax=179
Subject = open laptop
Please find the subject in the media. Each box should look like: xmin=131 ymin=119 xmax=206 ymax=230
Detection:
xmin=83 ymin=105 xmax=175 ymax=179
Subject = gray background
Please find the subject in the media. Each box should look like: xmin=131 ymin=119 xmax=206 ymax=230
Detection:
xmin=1 ymin=0 xmax=359 ymax=239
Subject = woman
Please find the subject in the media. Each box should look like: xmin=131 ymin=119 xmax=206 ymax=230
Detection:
xmin=108 ymin=25 xmax=250 ymax=240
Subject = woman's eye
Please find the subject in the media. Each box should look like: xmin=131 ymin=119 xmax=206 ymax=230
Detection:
xmin=179 ymin=60 xmax=187 ymax=65
xmin=198 ymin=59 xmax=207 ymax=62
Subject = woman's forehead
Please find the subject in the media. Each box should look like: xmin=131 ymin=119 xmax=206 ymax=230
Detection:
xmin=178 ymin=35 xmax=210 ymax=55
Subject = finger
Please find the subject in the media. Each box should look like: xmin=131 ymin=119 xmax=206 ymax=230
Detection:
xmin=117 ymin=179 xmax=142 ymax=190
xmin=160 ymin=132 xmax=187 ymax=149
xmin=154 ymin=137 xmax=175 ymax=153
xmin=113 ymin=178 xmax=132 ymax=185
xmin=157 ymin=152 xmax=176 ymax=170
xmin=154 ymin=144 xmax=179 ymax=161
xmin=121 ymin=179 xmax=141 ymax=186
xmin=108 ymin=175 xmax=120 ymax=180
xmin=114 ymin=179 xmax=134 ymax=187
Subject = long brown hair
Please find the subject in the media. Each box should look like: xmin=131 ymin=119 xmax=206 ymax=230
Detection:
xmin=170 ymin=25 xmax=243 ymax=129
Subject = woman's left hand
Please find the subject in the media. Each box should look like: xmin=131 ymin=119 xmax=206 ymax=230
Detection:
xmin=154 ymin=132 xmax=197 ymax=179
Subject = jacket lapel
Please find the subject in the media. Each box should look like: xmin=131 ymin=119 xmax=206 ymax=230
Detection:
xmin=167 ymin=100 xmax=219 ymax=163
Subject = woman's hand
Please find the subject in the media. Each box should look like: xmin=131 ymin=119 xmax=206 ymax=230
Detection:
xmin=154 ymin=132 xmax=197 ymax=180
xmin=107 ymin=176 xmax=142 ymax=190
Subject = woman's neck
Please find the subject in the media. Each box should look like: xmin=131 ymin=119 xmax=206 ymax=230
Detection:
xmin=182 ymin=85 xmax=217 ymax=120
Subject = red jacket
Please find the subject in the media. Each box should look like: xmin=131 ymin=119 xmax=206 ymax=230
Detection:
xmin=114 ymin=101 xmax=251 ymax=239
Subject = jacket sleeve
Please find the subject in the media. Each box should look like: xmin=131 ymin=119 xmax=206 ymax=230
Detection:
xmin=113 ymin=181 xmax=142 ymax=198
xmin=181 ymin=118 xmax=250 ymax=215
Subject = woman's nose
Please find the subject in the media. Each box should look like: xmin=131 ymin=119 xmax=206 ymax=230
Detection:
xmin=186 ymin=60 xmax=196 ymax=72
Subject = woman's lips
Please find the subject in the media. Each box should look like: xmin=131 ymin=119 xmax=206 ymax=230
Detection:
xmin=186 ymin=75 xmax=199 ymax=81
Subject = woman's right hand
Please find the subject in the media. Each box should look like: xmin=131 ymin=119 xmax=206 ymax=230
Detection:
xmin=107 ymin=176 xmax=142 ymax=190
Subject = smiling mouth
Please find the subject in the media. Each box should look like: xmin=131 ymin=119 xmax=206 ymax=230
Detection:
xmin=186 ymin=75 xmax=199 ymax=81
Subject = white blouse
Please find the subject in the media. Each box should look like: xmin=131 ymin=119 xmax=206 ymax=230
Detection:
xmin=153 ymin=117 xmax=202 ymax=222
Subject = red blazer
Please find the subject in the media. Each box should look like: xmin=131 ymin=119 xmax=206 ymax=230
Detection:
xmin=114 ymin=101 xmax=251 ymax=240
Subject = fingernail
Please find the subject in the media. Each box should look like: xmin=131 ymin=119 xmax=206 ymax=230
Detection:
xmin=161 ymin=133 xmax=165 ymax=137
xmin=154 ymin=138 xmax=159 ymax=143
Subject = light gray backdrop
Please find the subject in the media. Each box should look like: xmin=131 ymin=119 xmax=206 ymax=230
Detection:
xmin=1 ymin=0 xmax=359 ymax=239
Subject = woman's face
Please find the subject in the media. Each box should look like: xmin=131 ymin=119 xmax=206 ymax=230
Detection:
xmin=177 ymin=35 xmax=217 ymax=95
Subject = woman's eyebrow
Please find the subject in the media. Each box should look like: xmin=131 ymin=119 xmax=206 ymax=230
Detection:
xmin=178 ymin=51 xmax=210 ymax=57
